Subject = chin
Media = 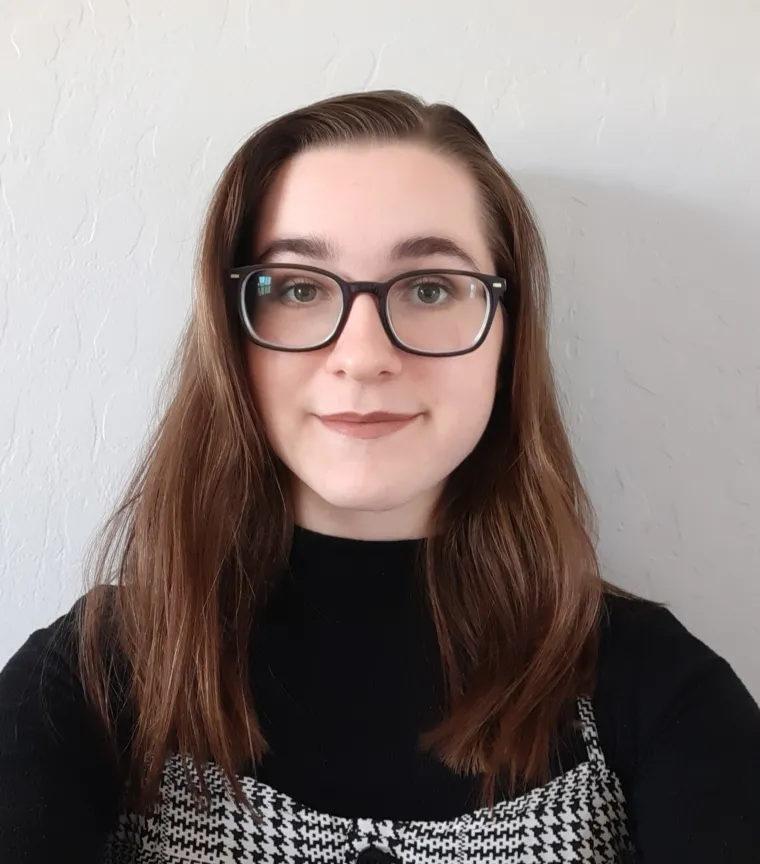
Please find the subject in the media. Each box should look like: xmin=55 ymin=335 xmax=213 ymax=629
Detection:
xmin=306 ymin=468 xmax=430 ymax=511
xmin=319 ymin=486 xmax=416 ymax=513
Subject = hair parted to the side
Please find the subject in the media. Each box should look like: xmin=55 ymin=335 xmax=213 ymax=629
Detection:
xmin=77 ymin=88 xmax=633 ymax=813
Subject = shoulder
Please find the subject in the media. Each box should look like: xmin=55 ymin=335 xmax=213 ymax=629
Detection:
xmin=593 ymin=587 xmax=760 ymax=787
xmin=0 ymin=586 xmax=117 ymax=687
xmin=0 ymin=589 xmax=126 ymax=852
xmin=593 ymin=590 xmax=746 ymax=737
xmin=592 ymin=597 xmax=760 ymax=859
xmin=0 ymin=596 xmax=85 ymax=696
xmin=0 ymin=586 xmax=122 ymax=755
xmin=596 ymin=590 xmax=723 ymax=689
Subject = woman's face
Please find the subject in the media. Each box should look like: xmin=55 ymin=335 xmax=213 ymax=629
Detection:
xmin=246 ymin=142 xmax=504 ymax=540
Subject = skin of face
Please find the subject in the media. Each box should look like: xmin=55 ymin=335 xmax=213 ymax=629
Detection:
xmin=246 ymin=142 xmax=504 ymax=540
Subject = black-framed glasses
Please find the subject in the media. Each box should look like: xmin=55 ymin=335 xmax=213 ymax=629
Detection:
xmin=227 ymin=263 xmax=510 ymax=357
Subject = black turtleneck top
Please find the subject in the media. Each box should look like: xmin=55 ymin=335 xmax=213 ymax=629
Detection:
xmin=1 ymin=527 xmax=759 ymax=861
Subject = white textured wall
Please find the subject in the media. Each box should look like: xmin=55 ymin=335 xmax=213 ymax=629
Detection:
xmin=1 ymin=1 xmax=758 ymax=695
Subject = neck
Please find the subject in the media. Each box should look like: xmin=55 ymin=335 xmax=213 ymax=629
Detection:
xmin=292 ymin=479 xmax=439 ymax=541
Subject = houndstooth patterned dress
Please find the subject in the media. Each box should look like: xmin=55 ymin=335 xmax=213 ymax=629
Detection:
xmin=102 ymin=697 xmax=635 ymax=863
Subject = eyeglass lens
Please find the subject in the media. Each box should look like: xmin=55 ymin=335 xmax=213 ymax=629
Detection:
xmin=242 ymin=267 xmax=491 ymax=354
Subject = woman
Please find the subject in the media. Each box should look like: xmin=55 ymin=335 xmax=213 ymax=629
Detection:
xmin=1 ymin=89 xmax=758 ymax=863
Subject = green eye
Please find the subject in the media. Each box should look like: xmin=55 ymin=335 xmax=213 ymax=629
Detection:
xmin=278 ymin=281 xmax=322 ymax=304
xmin=413 ymin=282 xmax=448 ymax=304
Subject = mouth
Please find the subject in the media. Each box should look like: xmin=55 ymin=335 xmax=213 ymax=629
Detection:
xmin=316 ymin=412 xmax=421 ymax=440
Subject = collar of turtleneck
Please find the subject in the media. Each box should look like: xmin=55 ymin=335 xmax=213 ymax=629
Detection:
xmin=248 ymin=525 xmax=476 ymax=821
xmin=283 ymin=525 xmax=428 ymax=621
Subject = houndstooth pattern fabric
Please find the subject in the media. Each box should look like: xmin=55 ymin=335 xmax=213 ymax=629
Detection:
xmin=102 ymin=697 xmax=635 ymax=863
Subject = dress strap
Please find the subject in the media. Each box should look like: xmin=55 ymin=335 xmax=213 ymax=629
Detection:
xmin=576 ymin=696 xmax=606 ymax=765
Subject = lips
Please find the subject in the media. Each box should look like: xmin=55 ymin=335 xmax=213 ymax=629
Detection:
xmin=320 ymin=412 xmax=417 ymax=423
xmin=317 ymin=411 xmax=420 ymax=439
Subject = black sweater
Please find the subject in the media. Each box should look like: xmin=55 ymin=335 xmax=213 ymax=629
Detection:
xmin=1 ymin=526 xmax=759 ymax=861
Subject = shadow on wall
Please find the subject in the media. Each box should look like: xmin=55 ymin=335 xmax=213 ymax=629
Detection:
xmin=516 ymin=172 xmax=760 ymax=690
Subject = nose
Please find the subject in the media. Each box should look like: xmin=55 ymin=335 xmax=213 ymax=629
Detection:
xmin=323 ymin=294 xmax=403 ymax=379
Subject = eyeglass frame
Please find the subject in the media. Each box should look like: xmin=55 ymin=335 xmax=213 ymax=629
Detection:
xmin=227 ymin=262 xmax=512 ymax=358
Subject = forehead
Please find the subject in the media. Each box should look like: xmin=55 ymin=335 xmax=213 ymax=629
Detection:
xmin=254 ymin=142 xmax=493 ymax=272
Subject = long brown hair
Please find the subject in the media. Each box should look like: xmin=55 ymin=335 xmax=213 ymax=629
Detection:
xmin=78 ymin=89 xmax=628 ymax=812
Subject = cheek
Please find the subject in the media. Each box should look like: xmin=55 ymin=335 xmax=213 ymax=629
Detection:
xmin=448 ymin=327 xmax=503 ymax=429
xmin=244 ymin=346 xmax=299 ymax=435
xmin=432 ymin=349 xmax=501 ymax=440
xmin=441 ymin=371 xmax=498 ymax=429
xmin=245 ymin=345 xmax=269 ymax=411
xmin=245 ymin=345 xmax=328 ymax=463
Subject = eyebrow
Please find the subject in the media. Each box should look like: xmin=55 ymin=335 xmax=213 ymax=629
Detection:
xmin=255 ymin=234 xmax=480 ymax=271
